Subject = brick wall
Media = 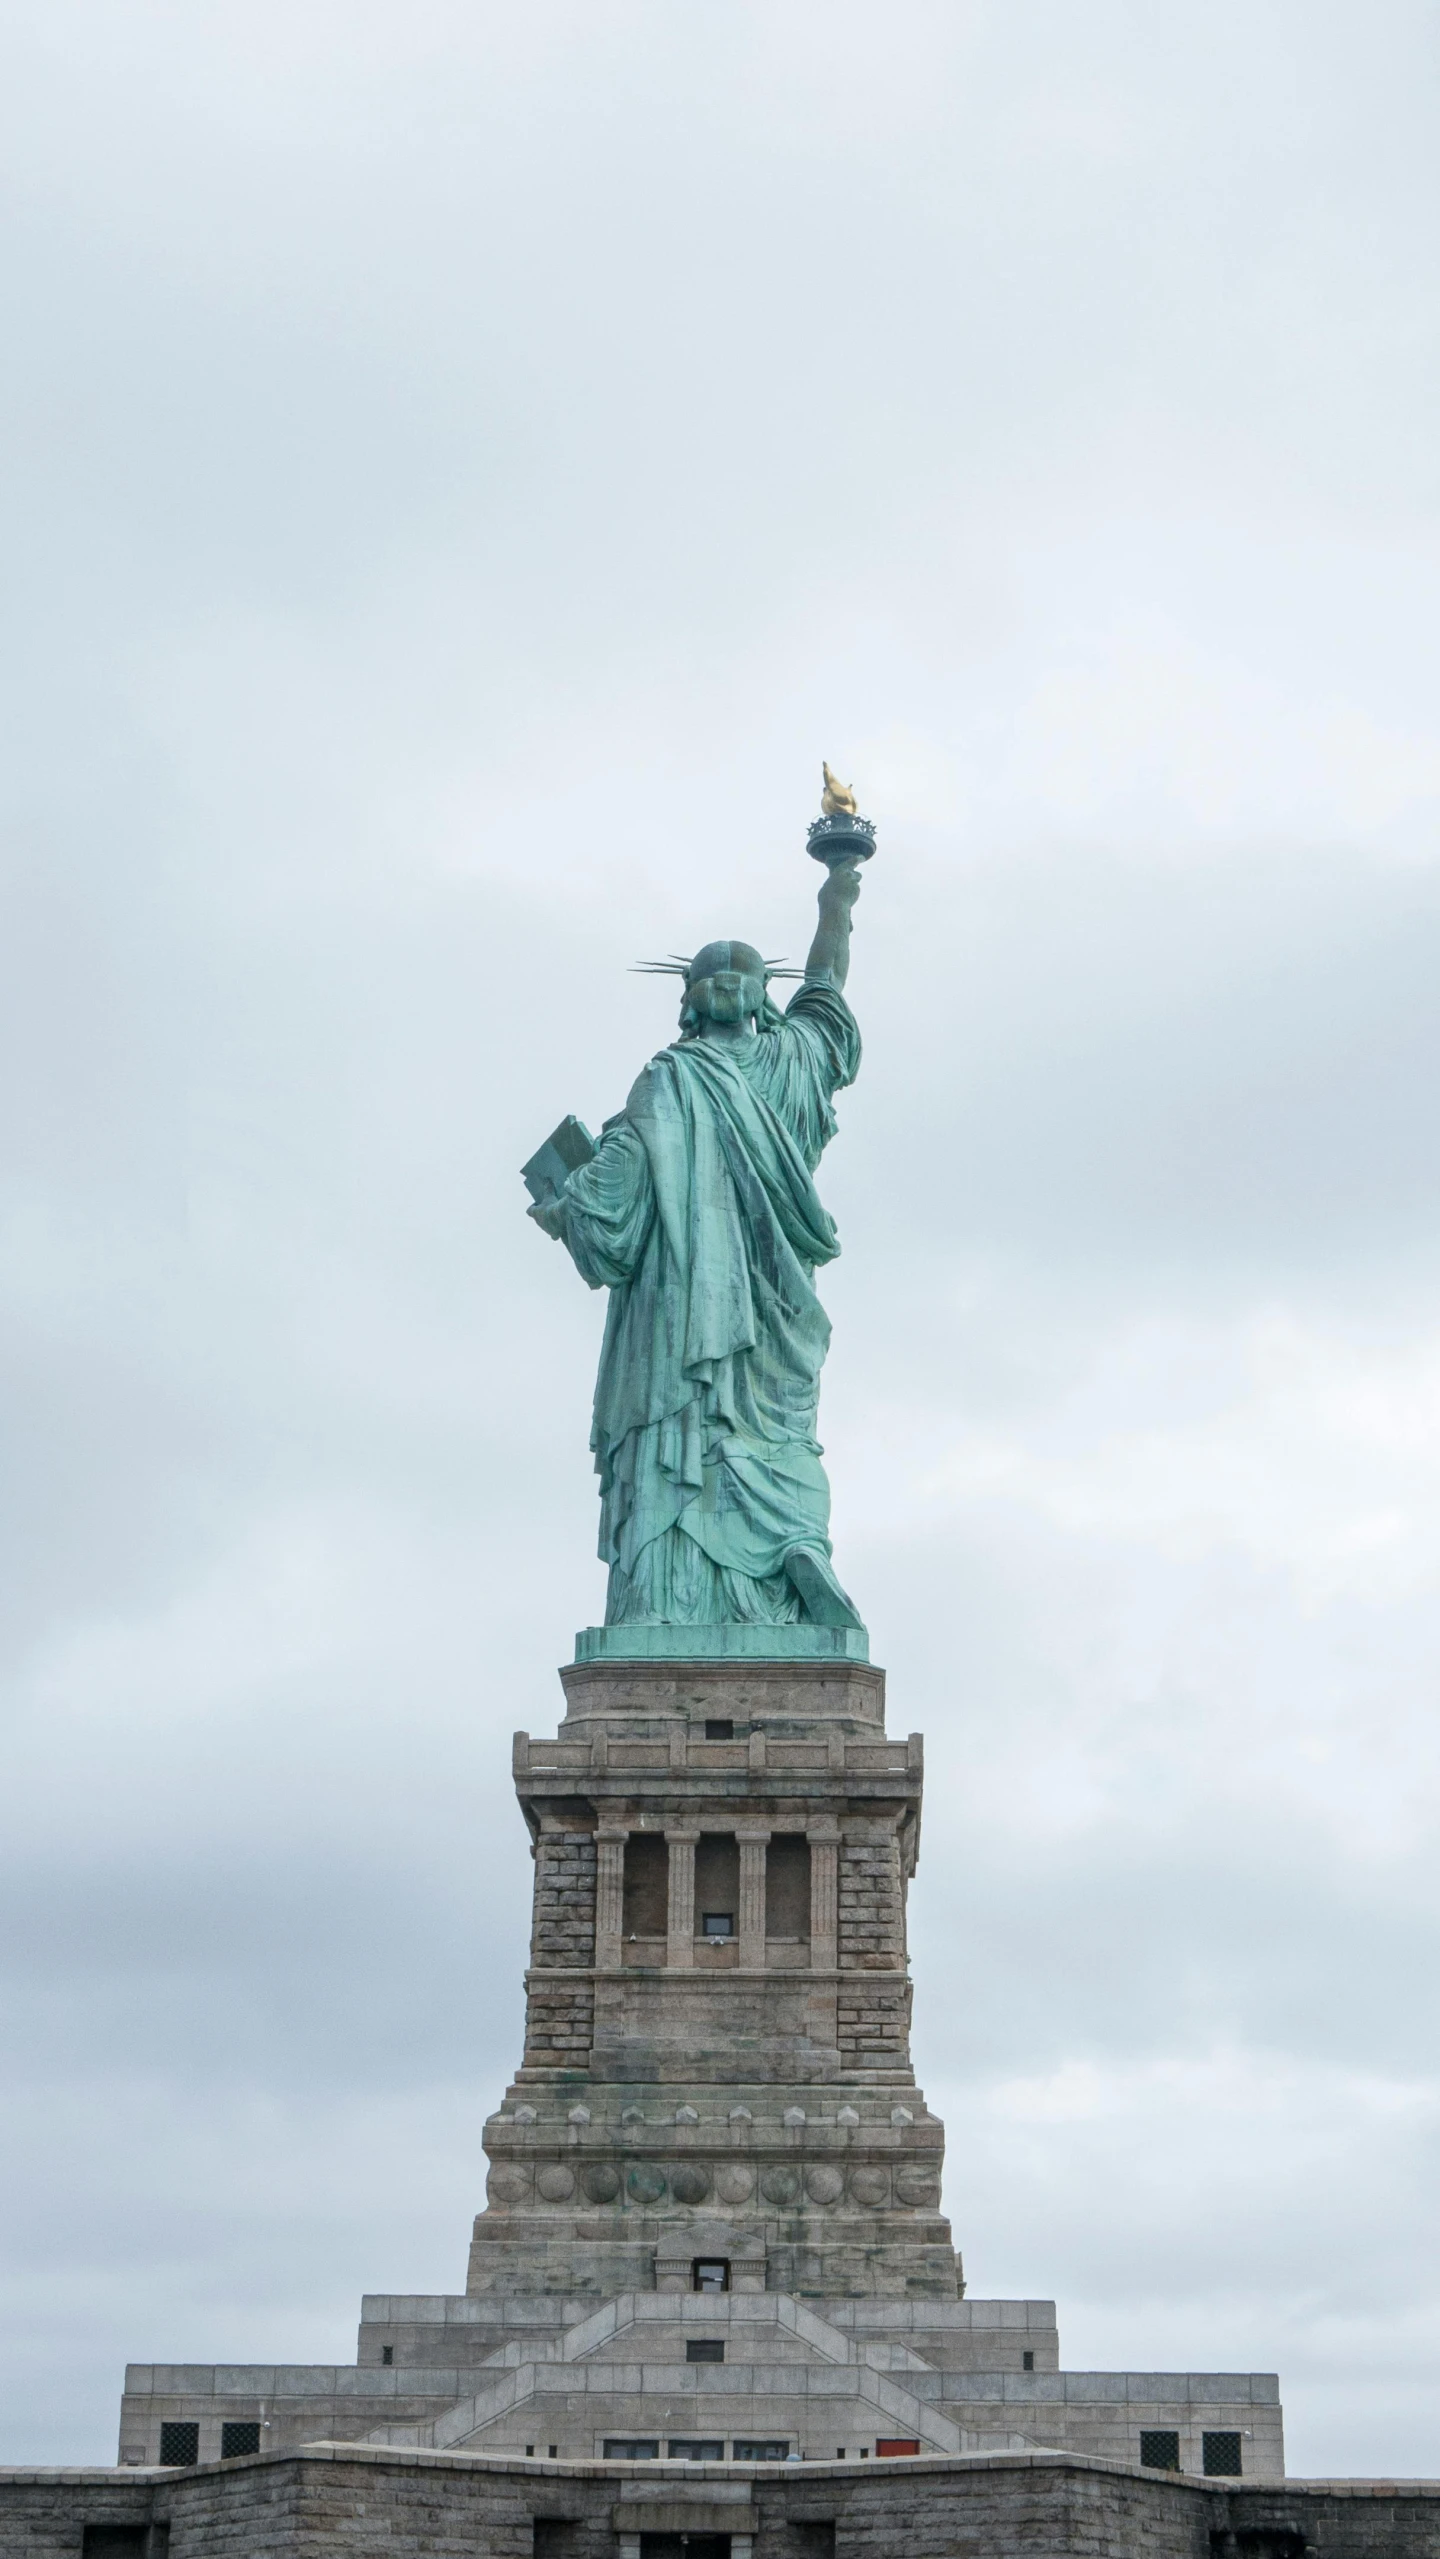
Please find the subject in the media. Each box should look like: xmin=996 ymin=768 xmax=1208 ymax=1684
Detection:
xmin=837 ymin=1830 xmax=904 ymax=1971
xmin=836 ymin=1976 xmax=913 ymax=2070
xmin=521 ymin=1975 xmax=595 ymax=2072
xmin=529 ymin=1829 xmax=597 ymax=1969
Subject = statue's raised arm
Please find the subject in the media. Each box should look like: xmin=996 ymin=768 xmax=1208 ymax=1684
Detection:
xmin=522 ymin=771 xmax=876 ymax=1644
xmin=803 ymin=853 xmax=863 ymax=989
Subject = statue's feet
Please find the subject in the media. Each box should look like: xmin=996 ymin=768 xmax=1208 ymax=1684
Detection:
xmin=783 ymin=1545 xmax=864 ymax=1629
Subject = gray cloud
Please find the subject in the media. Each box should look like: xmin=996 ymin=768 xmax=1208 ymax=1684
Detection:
xmin=2 ymin=0 xmax=1439 ymax=2480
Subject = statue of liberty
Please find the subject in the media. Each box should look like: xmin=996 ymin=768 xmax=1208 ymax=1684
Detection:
xmin=525 ymin=777 xmax=871 ymax=1632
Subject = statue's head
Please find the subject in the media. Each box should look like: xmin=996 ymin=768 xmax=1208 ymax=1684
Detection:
xmin=680 ymin=939 xmax=768 ymax=1036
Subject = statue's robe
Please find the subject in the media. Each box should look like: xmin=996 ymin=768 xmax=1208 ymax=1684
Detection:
xmin=551 ymin=983 xmax=861 ymax=1624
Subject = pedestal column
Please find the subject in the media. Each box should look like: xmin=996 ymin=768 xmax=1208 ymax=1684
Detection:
xmin=736 ymin=1827 xmax=771 ymax=1970
xmin=665 ymin=1827 xmax=699 ymax=1969
xmin=595 ymin=1827 xmax=627 ymax=1972
xmin=807 ymin=1818 xmax=840 ymax=1969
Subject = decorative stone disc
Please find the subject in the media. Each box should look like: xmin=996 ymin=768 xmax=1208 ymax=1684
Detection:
xmin=626 ymin=2163 xmax=668 ymax=2204
xmin=848 ymin=2168 xmax=891 ymax=2207
xmin=669 ymin=2166 xmax=713 ymax=2205
xmin=713 ymin=2164 xmax=756 ymax=2203
xmin=893 ymin=2166 xmax=942 ymax=2208
xmin=804 ymin=2166 xmax=844 ymax=2204
xmin=759 ymin=2165 xmax=801 ymax=2205
xmin=485 ymin=2166 xmax=532 ymax=2205
xmin=580 ymin=2164 xmax=621 ymax=2202
xmin=535 ymin=2165 xmax=576 ymax=2202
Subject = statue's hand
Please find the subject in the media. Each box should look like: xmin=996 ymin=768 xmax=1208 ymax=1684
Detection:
xmin=821 ymin=858 xmax=863 ymax=912
xmin=527 ymin=1193 xmax=566 ymax=1240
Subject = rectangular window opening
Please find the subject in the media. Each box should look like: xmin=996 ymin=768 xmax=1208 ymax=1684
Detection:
xmin=704 ymin=1720 xmax=734 ymax=1741
xmin=667 ymin=2438 xmax=725 ymax=2459
xmin=220 ymin=2422 xmax=261 ymax=2459
xmin=733 ymin=2439 xmax=790 ymax=2461
xmin=158 ymin=2422 xmax=199 ymax=2468
xmin=532 ymin=2524 xmax=576 ymax=2557
xmin=622 ymin=1833 xmax=669 ymax=1939
xmin=765 ymin=1833 xmax=812 ymax=1939
xmin=380 ymin=2344 xmax=394 ymax=2365
xmin=694 ymin=1834 xmax=739 ymax=1938
xmin=700 ymin=1913 xmax=733 ymax=1939
xmin=692 ymin=2259 xmax=730 ymax=2293
xmin=603 ymin=2438 xmax=659 ymax=2459
xmin=686 ymin=2337 xmax=725 ymax=2361
xmin=82 ymin=2535 xmax=152 ymax=2557
xmin=1022 ymin=2350 xmax=1035 ymax=2371
xmin=1140 ymin=2430 xmax=1181 ymax=2472
xmin=1203 ymin=2431 xmax=1243 ymax=2477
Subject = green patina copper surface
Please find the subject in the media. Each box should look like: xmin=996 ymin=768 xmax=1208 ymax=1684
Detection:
xmin=527 ymin=837 xmax=870 ymax=1639
xmin=572 ymin=1622 xmax=870 ymax=1664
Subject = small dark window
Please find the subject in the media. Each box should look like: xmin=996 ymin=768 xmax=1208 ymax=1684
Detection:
xmin=701 ymin=1912 xmax=733 ymax=1939
xmin=623 ymin=1833 xmax=669 ymax=1937
xmin=533 ymin=2525 xmax=576 ymax=2557
xmin=82 ymin=2535 xmax=151 ymax=2557
xmin=548 ymin=2446 xmax=557 ymax=2459
xmin=793 ymin=2529 xmax=837 ymax=2557
xmin=1022 ymin=2350 xmax=1034 ymax=2371
xmin=693 ymin=2258 xmax=730 ymax=2293
xmin=686 ymin=2337 xmax=724 ymax=2361
xmin=1203 ymin=2431 xmax=1243 ymax=2477
xmin=525 ymin=2445 xmax=534 ymax=2457
xmin=380 ymin=2344 xmax=393 ymax=2365
xmin=765 ymin=1833 xmax=812 ymax=1937
xmin=705 ymin=1720 xmax=734 ymax=1740
xmin=1140 ymin=2429 xmax=1181 ymax=2471
xmin=158 ymin=2422 xmax=199 ymax=2467
xmin=694 ymin=1834 xmax=739 ymax=1933
xmin=733 ymin=2439 xmax=790 ymax=2460
xmin=220 ymin=2422 xmax=261 ymax=2459
xmin=603 ymin=2438 xmax=659 ymax=2459
xmin=668 ymin=2437 xmax=725 ymax=2458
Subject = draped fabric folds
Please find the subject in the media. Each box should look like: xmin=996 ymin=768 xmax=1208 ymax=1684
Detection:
xmin=549 ymin=982 xmax=861 ymax=1625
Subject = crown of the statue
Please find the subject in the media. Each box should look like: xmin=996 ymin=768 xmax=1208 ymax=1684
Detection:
xmin=687 ymin=940 xmax=767 ymax=983
xmin=633 ymin=945 xmax=800 ymax=983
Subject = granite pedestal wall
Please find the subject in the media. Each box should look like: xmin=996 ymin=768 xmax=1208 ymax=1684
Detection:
xmin=10 ymin=2444 xmax=1440 ymax=2559
xmin=113 ymin=1648 xmax=1286 ymax=2487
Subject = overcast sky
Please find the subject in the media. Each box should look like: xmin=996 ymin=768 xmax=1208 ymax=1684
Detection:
xmin=2 ymin=0 xmax=1440 ymax=2479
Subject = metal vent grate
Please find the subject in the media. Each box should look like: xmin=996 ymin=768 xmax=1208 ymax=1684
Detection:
xmin=1203 ymin=2432 xmax=1243 ymax=2476
xmin=1140 ymin=2430 xmax=1181 ymax=2471
xmin=220 ymin=2422 xmax=261 ymax=2459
